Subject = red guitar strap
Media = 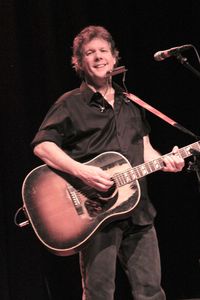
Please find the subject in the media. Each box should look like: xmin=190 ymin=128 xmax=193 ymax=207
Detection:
xmin=124 ymin=92 xmax=198 ymax=139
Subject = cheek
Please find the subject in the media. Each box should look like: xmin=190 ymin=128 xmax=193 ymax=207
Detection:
xmin=81 ymin=58 xmax=92 ymax=69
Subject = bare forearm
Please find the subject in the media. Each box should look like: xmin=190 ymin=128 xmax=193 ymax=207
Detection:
xmin=33 ymin=141 xmax=113 ymax=191
xmin=143 ymin=135 xmax=185 ymax=172
xmin=143 ymin=135 xmax=161 ymax=162
xmin=33 ymin=141 xmax=81 ymax=177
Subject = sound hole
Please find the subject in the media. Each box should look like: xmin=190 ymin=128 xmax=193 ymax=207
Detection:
xmin=85 ymin=183 xmax=118 ymax=217
xmin=97 ymin=181 xmax=117 ymax=201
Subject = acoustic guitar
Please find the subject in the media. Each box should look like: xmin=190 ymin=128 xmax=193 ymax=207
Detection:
xmin=21 ymin=141 xmax=199 ymax=256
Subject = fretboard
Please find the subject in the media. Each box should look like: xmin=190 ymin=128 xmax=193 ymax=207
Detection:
xmin=113 ymin=141 xmax=200 ymax=187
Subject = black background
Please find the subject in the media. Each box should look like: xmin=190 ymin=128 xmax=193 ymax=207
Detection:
xmin=2 ymin=1 xmax=200 ymax=299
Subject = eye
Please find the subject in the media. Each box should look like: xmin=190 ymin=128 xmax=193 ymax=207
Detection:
xmin=85 ymin=50 xmax=94 ymax=56
xmin=101 ymin=49 xmax=109 ymax=53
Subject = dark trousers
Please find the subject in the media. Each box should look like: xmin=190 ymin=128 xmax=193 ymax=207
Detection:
xmin=79 ymin=219 xmax=166 ymax=300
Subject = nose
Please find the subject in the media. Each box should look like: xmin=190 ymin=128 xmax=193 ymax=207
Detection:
xmin=94 ymin=50 xmax=103 ymax=60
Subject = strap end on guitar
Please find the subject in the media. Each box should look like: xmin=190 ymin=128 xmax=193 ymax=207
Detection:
xmin=14 ymin=206 xmax=29 ymax=228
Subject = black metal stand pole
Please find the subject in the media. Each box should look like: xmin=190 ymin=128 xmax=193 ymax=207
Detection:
xmin=176 ymin=54 xmax=200 ymax=191
xmin=176 ymin=54 xmax=200 ymax=79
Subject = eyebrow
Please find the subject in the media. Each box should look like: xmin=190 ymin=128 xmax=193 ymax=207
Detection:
xmin=85 ymin=46 xmax=110 ymax=53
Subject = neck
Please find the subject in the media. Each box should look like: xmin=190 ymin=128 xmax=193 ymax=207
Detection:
xmin=85 ymin=75 xmax=111 ymax=91
xmin=85 ymin=79 xmax=115 ymax=107
xmin=88 ymin=81 xmax=114 ymax=94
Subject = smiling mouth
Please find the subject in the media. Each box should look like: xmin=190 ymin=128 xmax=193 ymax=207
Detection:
xmin=94 ymin=63 xmax=107 ymax=69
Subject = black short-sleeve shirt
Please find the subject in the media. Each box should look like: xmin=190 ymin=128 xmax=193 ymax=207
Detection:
xmin=31 ymin=81 xmax=156 ymax=224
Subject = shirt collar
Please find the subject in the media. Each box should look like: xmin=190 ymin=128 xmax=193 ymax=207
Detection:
xmin=80 ymin=81 xmax=125 ymax=106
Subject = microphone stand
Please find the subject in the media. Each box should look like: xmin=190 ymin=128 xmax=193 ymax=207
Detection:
xmin=187 ymin=149 xmax=200 ymax=193
xmin=176 ymin=53 xmax=200 ymax=192
xmin=176 ymin=53 xmax=200 ymax=80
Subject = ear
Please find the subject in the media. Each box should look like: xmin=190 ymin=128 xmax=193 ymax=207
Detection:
xmin=76 ymin=60 xmax=83 ymax=73
xmin=112 ymin=56 xmax=117 ymax=67
xmin=78 ymin=60 xmax=83 ymax=69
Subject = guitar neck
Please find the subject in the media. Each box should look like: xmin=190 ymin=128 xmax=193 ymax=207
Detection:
xmin=113 ymin=141 xmax=200 ymax=186
xmin=134 ymin=141 xmax=200 ymax=179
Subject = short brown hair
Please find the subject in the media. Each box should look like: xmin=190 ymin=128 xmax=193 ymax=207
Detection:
xmin=71 ymin=25 xmax=119 ymax=78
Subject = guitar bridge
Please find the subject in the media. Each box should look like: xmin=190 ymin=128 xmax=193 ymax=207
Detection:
xmin=67 ymin=185 xmax=84 ymax=215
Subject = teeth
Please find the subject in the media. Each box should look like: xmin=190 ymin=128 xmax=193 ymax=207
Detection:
xmin=95 ymin=65 xmax=105 ymax=68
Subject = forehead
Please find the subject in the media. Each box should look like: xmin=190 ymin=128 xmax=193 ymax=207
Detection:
xmin=82 ymin=38 xmax=111 ymax=51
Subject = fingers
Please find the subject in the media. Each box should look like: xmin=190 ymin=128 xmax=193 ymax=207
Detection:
xmin=86 ymin=176 xmax=114 ymax=191
xmin=162 ymin=146 xmax=185 ymax=172
xmin=80 ymin=165 xmax=114 ymax=191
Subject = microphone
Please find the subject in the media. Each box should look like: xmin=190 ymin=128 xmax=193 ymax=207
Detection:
xmin=154 ymin=44 xmax=193 ymax=61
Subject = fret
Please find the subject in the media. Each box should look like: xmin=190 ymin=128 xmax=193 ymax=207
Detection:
xmin=179 ymin=147 xmax=188 ymax=158
xmin=114 ymin=174 xmax=124 ymax=186
xmin=114 ymin=141 xmax=200 ymax=185
xmin=183 ymin=146 xmax=193 ymax=158
xmin=128 ymin=169 xmax=136 ymax=181
xmin=148 ymin=161 xmax=156 ymax=172
xmin=157 ymin=157 xmax=165 ymax=169
xmin=143 ymin=162 xmax=152 ymax=174
xmin=133 ymin=158 xmax=164 ymax=179
xmin=180 ymin=142 xmax=200 ymax=159
xmin=151 ymin=159 xmax=164 ymax=172
xmin=140 ymin=165 xmax=149 ymax=176
xmin=115 ymin=172 xmax=128 ymax=186
xmin=124 ymin=170 xmax=135 ymax=183
xmin=114 ymin=170 xmax=134 ymax=187
xmin=134 ymin=166 xmax=144 ymax=178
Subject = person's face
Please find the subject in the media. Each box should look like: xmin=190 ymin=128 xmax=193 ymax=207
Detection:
xmin=80 ymin=38 xmax=116 ymax=84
